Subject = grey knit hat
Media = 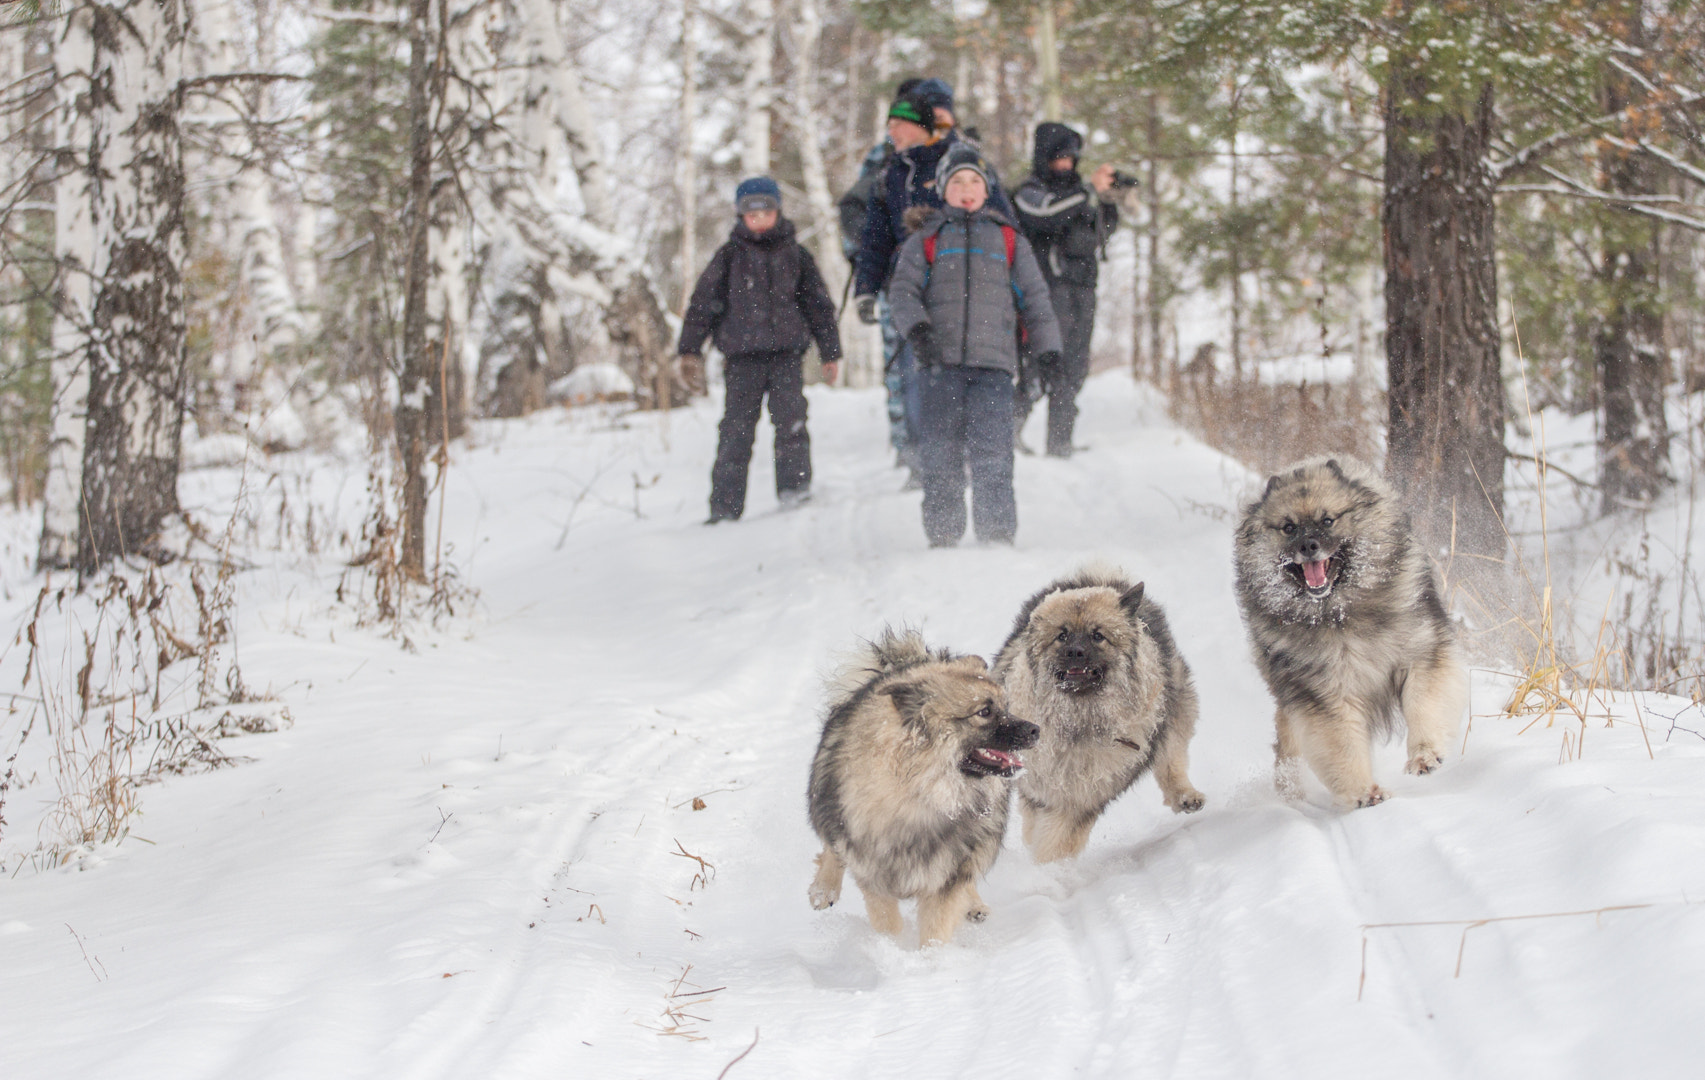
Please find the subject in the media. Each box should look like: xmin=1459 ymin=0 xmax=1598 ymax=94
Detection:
xmin=935 ymin=143 xmax=993 ymax=192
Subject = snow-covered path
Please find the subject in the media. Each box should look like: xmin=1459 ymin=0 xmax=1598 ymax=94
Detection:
xmin=5 ymin=374 xmax=1705 ymax=1078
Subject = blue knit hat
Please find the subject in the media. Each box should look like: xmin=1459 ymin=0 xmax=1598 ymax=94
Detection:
xmin=914 ymin=78 xmax=954 ymax=116
xmin=735 ymin=176 xmax=781 ymax=214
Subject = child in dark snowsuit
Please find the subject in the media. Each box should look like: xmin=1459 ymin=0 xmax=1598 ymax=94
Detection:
xmin=679 ymin=178 xmax=842 ymax=523
xmin=886 ymin=146 xmax=1062 ymax=547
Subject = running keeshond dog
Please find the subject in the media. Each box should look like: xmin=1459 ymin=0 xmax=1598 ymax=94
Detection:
xmin=1233 ymin=456 xmax=1466 ymax=809
xmin=807 ymin=628 xmax=1040 ymax=945
xmin=994 ymin=569 xmax=1205 ymax=863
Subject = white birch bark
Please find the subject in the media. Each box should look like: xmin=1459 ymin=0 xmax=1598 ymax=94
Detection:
xmin=191 ymin=0 xmax=301 ymax=376
xmin=43 ymin=0 xmax=190 ymax=568
xmin=40 ymin=6 xmax=97 ymax=567
xmin=783 ymin=0 xmax=843 ymax=379
xmin=428 ymin=0 xmax=489 ymax=437
xmin=741 ymin=0 xmax=772 ymax=176
xmin=679 ymin=0 xmax=698 ymax=316
xmin=506 ymin=0 xmax=679 ymax=402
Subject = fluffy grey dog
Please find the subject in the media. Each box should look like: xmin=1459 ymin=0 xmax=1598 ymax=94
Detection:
xmin=1234 ymin=456 xmax=1466 ymax=808
xmin=994 ymin=569 xmax=1204 ymax=863
xmin=807 ymin=628 xmax=1039 ymax=945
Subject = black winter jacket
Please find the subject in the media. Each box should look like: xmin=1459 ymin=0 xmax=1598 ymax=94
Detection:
xmin=1013 ymin=150 xmax=1118 ymax=291
xmin=853 ymin=131 xmax=1015 ymax=299
xmin=678 ymin=217 xmax=842 ymax=362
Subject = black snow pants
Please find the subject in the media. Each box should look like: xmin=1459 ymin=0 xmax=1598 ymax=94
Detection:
xmin=709 ymin=351 xmax=811 ymax=519
xmin=918 ymin=365 xmax=1016 ymax=546
xmin=1016 ymin=279 xmax=1096 ymax=456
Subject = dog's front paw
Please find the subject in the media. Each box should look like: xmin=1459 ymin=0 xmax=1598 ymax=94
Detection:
xmin=1168 ymin=788 xmax=1206 ymax=814
xmin=965 ymin=904 xmax=990 ymax=924
xmin=1353 ymin=785 xmax=1387 ymax=809
xmin=1405 ymin=748 xmax=1443 ymax=775
xmin=808 ymin=882 xmax=841 ymax=910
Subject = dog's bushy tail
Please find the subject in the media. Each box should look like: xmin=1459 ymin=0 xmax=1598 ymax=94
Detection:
xmin=825 ymin=626 xmax=951 ymax=709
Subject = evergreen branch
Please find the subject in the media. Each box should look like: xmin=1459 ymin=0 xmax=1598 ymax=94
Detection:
xmin=1603 ymin=135 xmax=1705 ymax=189
xmin=1504 ymin=164 xmax=1705 ymax=233
xmin=1499 ymin=184 xmax=1692 ymax=208
xmin=1491 ymin=90 xmax=1705 ymax=184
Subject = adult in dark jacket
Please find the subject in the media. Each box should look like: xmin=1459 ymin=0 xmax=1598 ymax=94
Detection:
xmin=852 ymin=102 xmax=1015 ymax=304
xmin=887 ymin=145 xmax=1062 ymax=547
xmin=679 ymin=178 xmax=842 ymax=523
xmin=1012 ymin=122 xmax=1119 ymax=457
xmin=850 ymin=84 xmax=1013 ymax=487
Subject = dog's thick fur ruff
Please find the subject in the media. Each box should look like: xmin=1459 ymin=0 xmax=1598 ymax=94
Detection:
xmin=994 ymin=569 xmax=1204 ymax=863
xmin=1234 ymin=456 xmax=1466 ymax=808
xmin=807 ymin=628 xmax=1039 ymax=945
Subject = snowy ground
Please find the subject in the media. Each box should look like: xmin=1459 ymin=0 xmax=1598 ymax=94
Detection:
xmin=4 ymin=374 xmax=1705 ymax=1078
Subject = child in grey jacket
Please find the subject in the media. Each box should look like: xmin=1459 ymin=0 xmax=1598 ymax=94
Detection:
xmin=886 ymin=145 xmax=1062 ymax=547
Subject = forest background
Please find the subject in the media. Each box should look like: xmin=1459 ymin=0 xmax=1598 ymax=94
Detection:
xmin=5 ymin=0 xmax=1705 ymax=619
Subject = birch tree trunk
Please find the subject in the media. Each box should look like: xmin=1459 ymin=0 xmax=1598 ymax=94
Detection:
xmin=514 ymin=0 xmax=680 ymax=405
xmin=741 ymin=0 xmax=773 ymax=176
xmin=1382 ymin=71 xmax=1505 ymax=564
xmin=42 ymin=0 xmax=190 ymax=571
xmin=192 ymin=0 xmax=301 ymax=375
xmin=679 ymin=0 xmax=698 ymax=314
xmin=1036 ymin=0 xmax=1062 ymax=122
xmin=426 ymin=0 xmax=482 ymax=442
xmin=785 ymin=0 xmax=843 ymax=378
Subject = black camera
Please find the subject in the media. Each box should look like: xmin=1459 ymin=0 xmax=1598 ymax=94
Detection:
xmin=1109 ymin=170 xmax=1141 ymax=190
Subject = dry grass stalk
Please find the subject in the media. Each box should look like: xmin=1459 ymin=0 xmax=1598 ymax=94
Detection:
xmin=4 ymin=466 xmax=276 ymax=866
xmin=1358 ymin=902 xmax=1660 ymax=1000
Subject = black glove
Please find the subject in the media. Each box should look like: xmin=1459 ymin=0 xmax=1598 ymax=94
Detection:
xmin=856 ymin=294 xmax=879 ymax=325
xmin=1033 ymin=350 xmax=1062 ymax=395
xmin=907 ymin=323 xmax=944 ymax=368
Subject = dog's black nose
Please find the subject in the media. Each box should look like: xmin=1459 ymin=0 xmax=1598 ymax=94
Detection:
xmin=1299 ymin=538 xmax=1321 ymax=558
xmin=995 ymin=719 xmax=1041 ymax=749
xmin=1063 ymin=644 xmax=1087 ymax=660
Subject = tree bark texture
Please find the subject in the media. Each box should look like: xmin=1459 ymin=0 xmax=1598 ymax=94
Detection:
xmin=741 ymin=0 xmax=773 ymax=176
xmin=426 ymin=0 xmax=479 ymax=443
xmin=1382 ymin=74 xmax=1506 ymax=564
xmin=42 ymin=0 xmax=190 ymax=572
xmin=1596 ymin=3 xmax=1668 ymax=513
xmin=396 ymin=0 xmax=434 ymax=579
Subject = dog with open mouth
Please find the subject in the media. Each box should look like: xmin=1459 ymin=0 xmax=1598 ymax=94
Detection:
xmin=994 ymin=568 xmax=1204 ymax=863
xmin=807 ymin=628 xmax=1039 ymax=945
xmin=1234 ymin=456 xmax=1466 ymax=808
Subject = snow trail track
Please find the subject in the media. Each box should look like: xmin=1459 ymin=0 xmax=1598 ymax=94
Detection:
xmin=5 ymin=374 xmax=1705 ymax=1078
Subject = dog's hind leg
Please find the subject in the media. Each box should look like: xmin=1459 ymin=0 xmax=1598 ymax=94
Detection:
xmin=1023 ymin=800 xmax=1095 ymax=863
xmin=1401 ymin=646 xmax=1466 ymax=776
xmin=861 ymin=888 xmax=903 ymax=937
xmin=808 ymin=845 xmax=845 ymax=910
xmin=918 ymin=875 xmax=978 ymax=946
xmin=1152 ymin=719 xmax=1205 ymax=814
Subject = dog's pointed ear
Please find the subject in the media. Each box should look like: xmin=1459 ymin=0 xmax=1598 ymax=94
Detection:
xmin=1325 ymin=458 xmax=1347 ymax=482
xmin=1261 ymin=474 xmax=1281 ymax=501
xmin=1119 ymin=582 xmax=1146 ymax=616
xmin=883 ymin=680 xmax=930 ymax=725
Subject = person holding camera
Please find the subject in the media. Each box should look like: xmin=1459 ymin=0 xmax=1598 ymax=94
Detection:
xmin=1011 ymin=122 xmax=1125 ymax=458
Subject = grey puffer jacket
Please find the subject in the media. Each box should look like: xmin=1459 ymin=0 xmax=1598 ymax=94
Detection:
xmin=886 ymin=206 xmax=1062 ymax=376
